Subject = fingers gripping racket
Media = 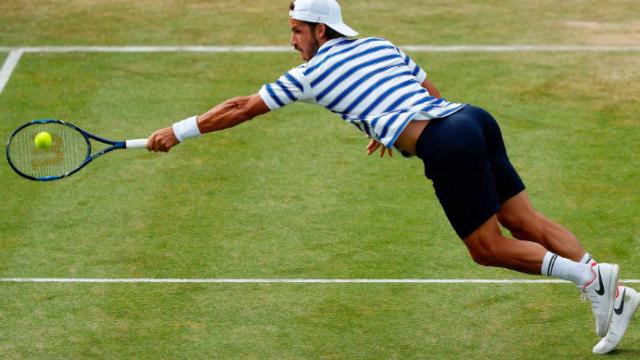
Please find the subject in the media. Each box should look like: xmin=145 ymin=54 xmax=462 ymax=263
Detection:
xmin=6 ymin=119 xmax=148 ymax=181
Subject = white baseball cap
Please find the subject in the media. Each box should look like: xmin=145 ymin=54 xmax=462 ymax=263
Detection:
xmin=289 ymin=0 xmax=358 ymax=37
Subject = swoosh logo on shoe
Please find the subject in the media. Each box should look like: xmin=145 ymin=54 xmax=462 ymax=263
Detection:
xmin=614 ymin=288 xmax=626 ymax=315
xmin=595 ymin=267 xmax=605 ymax=296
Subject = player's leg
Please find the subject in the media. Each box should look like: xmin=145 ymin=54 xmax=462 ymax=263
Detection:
xmin=474 ymin=104 xmax=588 ymax=261
xmin=497 ymin=191 xmax=586 ymax=262
xmin=463 ymin=213 xmax=619 ymax=337
xmin=416 ymin=105 xmax=619 ymax=338
xmin=461 ymin=214 xmax=547 ymax=274
xmin=468 ymin=105 xmax=621 ymax=337
xmin=462 ymin=214 xmax=592 ymax=281
xmin=415 ymin=106 xmax=596 ymax=282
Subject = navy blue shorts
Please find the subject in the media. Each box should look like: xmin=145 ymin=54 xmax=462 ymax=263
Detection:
xmin=415 ymin=105 xmax=525 ymax=239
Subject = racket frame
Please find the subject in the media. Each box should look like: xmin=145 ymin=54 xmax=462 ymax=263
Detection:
xmin=6 ymin=119 xmax=131 ymax=182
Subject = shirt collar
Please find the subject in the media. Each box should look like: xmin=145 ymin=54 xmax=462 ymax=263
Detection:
xmin=316 ymin=37 xmax=348 ymax=54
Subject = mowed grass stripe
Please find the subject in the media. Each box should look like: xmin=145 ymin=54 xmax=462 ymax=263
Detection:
xmin=1 ymin=52 xmax=638 ymax=281
xmin=1 ymin=0 xmax=639 ymax=46
xmin=2 ymin=278 xmax=640 ymax=283
xmin=1 ymin=283 xmax=638 ymax=359
xmin=3 ymin=45 xmax=640 ymax=53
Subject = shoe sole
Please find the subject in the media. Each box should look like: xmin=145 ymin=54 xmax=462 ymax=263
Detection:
xmin=599 ymin=264 xmax=620 ymax=337
xmin=593 ymin=292 xmax=640 ymax=355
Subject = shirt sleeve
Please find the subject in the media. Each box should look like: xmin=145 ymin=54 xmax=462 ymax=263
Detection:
xmin=394 ymin=46 xmax=427 ymax=84
xmin=258 ymin=66 xmax=314 ymax=110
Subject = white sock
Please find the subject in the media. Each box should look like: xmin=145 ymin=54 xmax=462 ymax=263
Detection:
xmin=576 ymin=252 xmax=596 ymax=290
xmin=580 ymin=252 xmax=594 ymax=264
xmin=541 ymin=252 xmax=594 ymax=287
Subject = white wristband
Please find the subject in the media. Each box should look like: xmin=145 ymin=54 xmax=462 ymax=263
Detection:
xmin=172 ymin=116 xmax=201 ymax=142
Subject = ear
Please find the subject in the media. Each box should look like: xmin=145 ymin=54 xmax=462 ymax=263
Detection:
xmin=315 ymin=23 xmax=327 ymax=40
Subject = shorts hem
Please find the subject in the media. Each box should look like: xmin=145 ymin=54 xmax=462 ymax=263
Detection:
xmin=456 ymin=203 xmax=501 ymax=239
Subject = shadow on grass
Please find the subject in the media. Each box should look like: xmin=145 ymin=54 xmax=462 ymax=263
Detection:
xmin=608 ymin=348 xmax=640 ymax=357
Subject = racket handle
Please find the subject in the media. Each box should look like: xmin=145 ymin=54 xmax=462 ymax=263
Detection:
xmin=125 ymin=139 xmax=148 ymax=149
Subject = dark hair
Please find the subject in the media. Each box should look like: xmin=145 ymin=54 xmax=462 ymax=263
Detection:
xmin=289 ymin=2 xmax=344 ymax=40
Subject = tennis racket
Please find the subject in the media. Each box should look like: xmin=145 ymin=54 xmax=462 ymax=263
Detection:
xmin=6 ymin=119 xmax=148 ymax=181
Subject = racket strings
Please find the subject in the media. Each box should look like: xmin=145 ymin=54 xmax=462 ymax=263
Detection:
xmin=8 ymin=122 xmax=89 ymax=179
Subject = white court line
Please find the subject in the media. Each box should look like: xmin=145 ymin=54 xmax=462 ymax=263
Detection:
xmin=1 ymin=44 xmax=638 ymax=94
xmin=0 ymin=49 xmax=23 ymax=94
xmin=10 ymin=46 xmax=293 ymax=53
xmin=403 ymin=45 xmax=640 ymax=52
xmin=1 ymin=278 xmax=640 ymax=284
xmin=1 ymin=45 xmax=640 ymax=53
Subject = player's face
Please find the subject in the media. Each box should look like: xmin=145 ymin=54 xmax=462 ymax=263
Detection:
xmin=289 ymin=18 xmax=320 ymax=61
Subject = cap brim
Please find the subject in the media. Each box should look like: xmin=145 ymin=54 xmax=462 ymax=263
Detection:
xmin=326 ymin=22 xmax=358 ymax=37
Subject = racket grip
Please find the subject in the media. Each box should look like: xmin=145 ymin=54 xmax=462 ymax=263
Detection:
xmin=125 ymin=139 xmax=148 ymax=149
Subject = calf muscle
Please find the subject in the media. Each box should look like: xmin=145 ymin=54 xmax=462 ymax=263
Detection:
xmin=498 ymin=191 xmax=585 ymax=261
xmin=464 ymin=215 xmax=548 ymax=274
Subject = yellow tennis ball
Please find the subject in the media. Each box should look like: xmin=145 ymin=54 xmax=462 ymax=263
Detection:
xmin=34 ymin=131 xmax=53 ymax=150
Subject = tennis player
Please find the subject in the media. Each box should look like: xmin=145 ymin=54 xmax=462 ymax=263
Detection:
xmin=146 ymin=0 xmax=638 ymax=353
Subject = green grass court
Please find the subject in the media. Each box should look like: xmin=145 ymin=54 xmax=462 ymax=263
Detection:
xmin=1 ymin=1 xmax=639 ymax=358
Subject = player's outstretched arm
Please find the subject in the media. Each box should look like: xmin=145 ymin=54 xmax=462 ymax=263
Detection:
xmin=147 ymin=93 xmax=270 ymax=152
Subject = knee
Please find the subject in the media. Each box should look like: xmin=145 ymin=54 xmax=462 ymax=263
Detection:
xmin=469 ymin=250 xmax=495 ymax=267
xmin=465 ymin=235 xmax=502 ymax=267
xmin=498 ymin=211 xmax=544 ymax=242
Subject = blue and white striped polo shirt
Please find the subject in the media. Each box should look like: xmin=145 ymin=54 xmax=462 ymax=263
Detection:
xmin=259 ymin=37 xmax=466 ymax=152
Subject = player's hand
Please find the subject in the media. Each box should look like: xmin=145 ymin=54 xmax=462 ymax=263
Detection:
xmin=366 ymin=139 xmax=392 ymax=158
xmin=147 ymin=127 xmax=180 ymax=152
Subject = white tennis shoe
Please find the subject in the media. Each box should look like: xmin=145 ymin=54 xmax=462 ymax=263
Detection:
xmin=593 ymin=286 xmax=640 ymax=355
xmin=581 ymin=262 xmax=619 ymax=337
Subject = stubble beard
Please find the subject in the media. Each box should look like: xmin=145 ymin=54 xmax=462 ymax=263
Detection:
xmin=305 ymin=34 xmax=320 ymax=61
